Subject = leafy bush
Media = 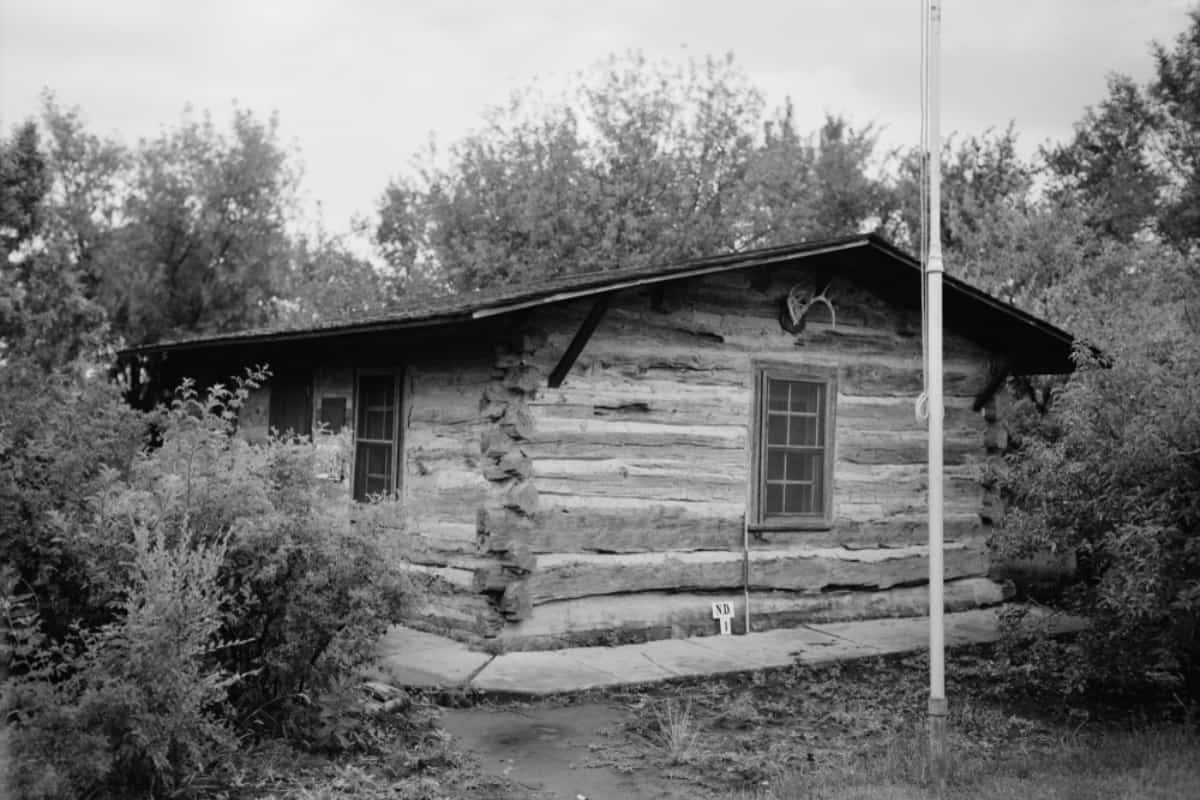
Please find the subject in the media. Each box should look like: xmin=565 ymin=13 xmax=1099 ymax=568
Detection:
xmin=131 ymin=377 xmax=411 ymax=746
xmin=3 ymin=371 xmax=412 ymax=797
xmin=6 ymin=525 xmax=238 ymax=799
xmin=992 ymin=253 xmax=1200 ymax=698
xmin=0 ymin=360 xmax=146 ymax=640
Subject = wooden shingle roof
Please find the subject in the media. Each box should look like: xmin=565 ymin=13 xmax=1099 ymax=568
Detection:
xmin=123 ymin=234 xmax=1078 ymax=375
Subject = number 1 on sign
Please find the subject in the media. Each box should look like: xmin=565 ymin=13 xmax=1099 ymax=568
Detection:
xmin=711 ymin=601 xmax=735 ymax=635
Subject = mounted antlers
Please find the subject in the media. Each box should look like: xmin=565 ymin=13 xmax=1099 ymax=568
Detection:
xmin=779 ymin=278 xmax=836 ymax=333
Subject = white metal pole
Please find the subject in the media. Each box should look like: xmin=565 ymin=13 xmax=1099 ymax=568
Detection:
xmin=926 ymin=0 xmax=948 ymax=792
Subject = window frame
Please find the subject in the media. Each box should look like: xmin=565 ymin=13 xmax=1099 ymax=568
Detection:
xmin=352 ymin=368 xmax=404 ymax=502
xmin=748 ymin=361 xmax=837 ymax=531
xmin=267 ymin=368 xmax=314 ymax=440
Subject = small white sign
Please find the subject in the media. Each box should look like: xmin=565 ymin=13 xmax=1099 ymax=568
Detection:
xmin=711 ymin=601 xmax=735 ymax=635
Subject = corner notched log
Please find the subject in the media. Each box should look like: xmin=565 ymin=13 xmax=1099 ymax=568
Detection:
xmin=474 ymin=325 xmax=548 ymax=623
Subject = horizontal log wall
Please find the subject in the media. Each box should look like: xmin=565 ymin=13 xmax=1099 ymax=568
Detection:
xmin=481 ymin=266 xmax=1007 ymax=647
xmin=304 ymin=360 xmax=491 ymax=559
xmin=402 ymin=353 xmax=495 ymax=558
xmin=478 ymin=541 xmax=988 ymax=605
xmin=522 ymin=269 xmax=993 ymax=556
xmin=306 ymin=353 xmax=507 ymax=640
xmin=235 ymin=265 xmax=1014 ymax=648
xmin=499 ymin=577 xmax=1014 ymax=650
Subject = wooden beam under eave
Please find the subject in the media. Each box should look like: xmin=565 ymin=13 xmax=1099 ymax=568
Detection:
xmin=972 ymin=358 xmax=1011 ymax=412
xmin=548 ymin=294 xmax=613 ymax=388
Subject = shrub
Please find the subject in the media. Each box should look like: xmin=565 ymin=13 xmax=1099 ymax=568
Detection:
xmin=4 ymin=371 xmax=413 ymax=797
xmin=6 ymin=524 xmax=238 ymax=799
xmin=0 ymin=360 xmax=146 ymax=641
xmin=992 ymin=258 xmax=1200 ymax=699
xmin=129 ymin=377 xmax=411 ymax=746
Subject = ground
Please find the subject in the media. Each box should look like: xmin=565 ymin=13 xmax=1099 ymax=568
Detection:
xmin=233 ymin=643 xmax=1199 ymax=800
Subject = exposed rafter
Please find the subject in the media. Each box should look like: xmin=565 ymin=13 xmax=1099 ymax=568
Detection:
xmin=547 ymin=294 xmax=613 ymax=388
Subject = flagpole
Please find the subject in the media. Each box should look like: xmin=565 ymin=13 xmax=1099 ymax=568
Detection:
xmin=925 ymin=0 xmax=948 ymax=793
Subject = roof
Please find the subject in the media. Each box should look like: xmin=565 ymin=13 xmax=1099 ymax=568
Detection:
xmin=122 ymin=233 xmax=1078 ymax=375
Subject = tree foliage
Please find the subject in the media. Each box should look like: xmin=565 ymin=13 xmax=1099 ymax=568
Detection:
xmin=104 ymin=109 xmax=297 ymax=343
xmin=1043 ymin=75 xmax=1165 ymax=242
xmin=1045 ymin=8 xmax=1200 ymax=248
xmin=1151 ymin=7 xmax=1200 ymax=244
xmin=993 ymin=242 xmax=1200 ymax=696
xmin=275 ymin=227 xmax=397 ymax=325
xmin=1 ymin=97 xmax=389 ymax=358
xmin=376 ymin=53 xmax=890 ymax=291
xmin=0 ymin=118 xmax=108 ymax=368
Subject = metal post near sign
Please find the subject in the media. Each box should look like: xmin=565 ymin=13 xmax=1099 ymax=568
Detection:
xmin=924 ymin=0 xmax=949 ymax=794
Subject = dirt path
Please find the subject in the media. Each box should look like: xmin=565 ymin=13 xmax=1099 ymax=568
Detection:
xmin=440 ymin=702 xmax=706 ymax=800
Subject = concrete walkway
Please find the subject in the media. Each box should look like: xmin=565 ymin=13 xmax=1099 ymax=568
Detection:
xmin=377 ymin=605 xmax=1083 ymax=696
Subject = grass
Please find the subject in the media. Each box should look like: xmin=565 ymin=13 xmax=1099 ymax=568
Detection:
xmin=582 ymin=644 xmax=1200 ymax=799
xmin=649 ymin=698 xmax=702 ymax=763
xmin=737 ymin=725 xmax=1200 ymax=799
xmin=215 ymin=643 xmax=1198 ymax=799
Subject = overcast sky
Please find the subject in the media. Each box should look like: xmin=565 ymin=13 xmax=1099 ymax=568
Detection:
xmin=1 ymin=0 xmax=1194 ymax=235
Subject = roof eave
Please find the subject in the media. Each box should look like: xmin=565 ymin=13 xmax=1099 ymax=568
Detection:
xmin=117 ymin=234 xmax=1081 ymax=375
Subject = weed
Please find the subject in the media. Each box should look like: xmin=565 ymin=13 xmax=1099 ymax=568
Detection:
xmin=650 ymin=698 xmax=701 ymax=764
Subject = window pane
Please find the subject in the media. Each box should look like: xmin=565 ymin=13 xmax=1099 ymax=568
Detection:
xmin=789 ymin=416 xmax=818 ymax=447
xmin=767 ymin=449 xmax=786 ymax=480
xmin=354 ymin=449 xmax=365 ymax=499
xmin=765 ymin=483 xmax=783 ymax=513
xmin=357 ymin=375 xmax=395 ymax=434
xmin=354 ymin=443 xmax=392 ymax=501
xmin=767 ymin=414 xmax=788 ymax=445
xmin=319 ymin=397 xmax=347 ymax=433
xmin=269 ymin=371 xmax=313 ymax=438
xmin=784 ymin=482 xmax=812 ymax=514
xmin=363 ymin=409 xmax=386 ymax=440
xmin=786 ymin=451 xmax=817 ymax=481
xmin=789 ymin=381 xmax=820 ymax=414
xmin=367 ymin=445 xmax=390 ymax=477
xmin=767 ymin=379 xmax=789 ymax=411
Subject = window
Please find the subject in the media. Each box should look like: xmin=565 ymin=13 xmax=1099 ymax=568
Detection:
xmin=268 ymin=370 xmax=313 ymax=439
xmin=318 ymin=397 xmax=347 ymax=433
xmin=353 ymin=370 xmax=402 ymax=501
xmin=750 ymin=363 xmax=836 ymax=529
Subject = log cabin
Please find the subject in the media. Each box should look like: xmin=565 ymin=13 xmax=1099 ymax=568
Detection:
xmin=120 ymin=234 xmax=1077 ymax=651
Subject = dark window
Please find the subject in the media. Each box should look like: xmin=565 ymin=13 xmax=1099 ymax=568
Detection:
xmin=319 ymin=397 xmax=347 ymax=433
xmin=268 ymin=370 xmax=313 ymax=439
xmin=751 ymin=365 xmax=836 ymax=529
xmin=353 ymin=371 xmax=401 ymax=501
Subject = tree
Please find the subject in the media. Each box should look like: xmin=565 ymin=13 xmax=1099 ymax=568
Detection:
xmin=0 ymin=116 xmax=108 ymax=368
xmin=0 ymin=121 xmax=48 ymax=253
xmin=1151 ymin=7 xmax=1200 ymax=245
xmin=886 ymin=125 xmax=1034 ymax=254
xmin=376 ymin=53 xmax=891 ymax=291
xmin=20 ymin=99 xmax=303 ymax=348
xmin=100 ymin=108 xmax=298 ymax=344
xmin=275 ymin=228 xmax=397 ymax=325
xmin=37 ymin=95 xmax=129 ymax=297
xmin=1044 ymin=75 xmax=1164 ymax=243
xmin=1044 ymin=7 xmax=1200 ymax=249
xmin=993 ymin=239 xmax=1200 ymax=697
